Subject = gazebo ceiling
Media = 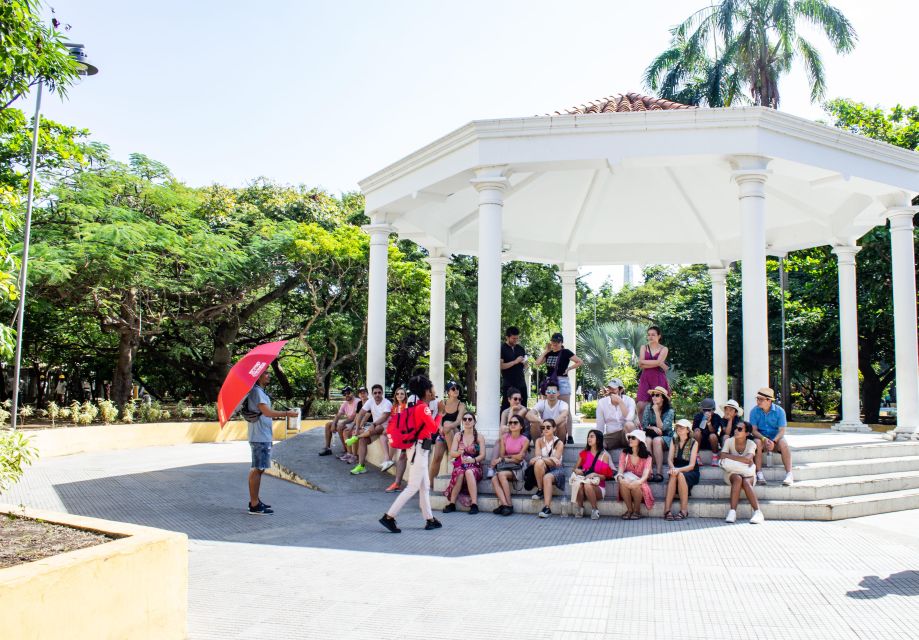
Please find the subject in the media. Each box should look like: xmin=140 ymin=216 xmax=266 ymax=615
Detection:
xmin=550 ymin=92 xmax=695 ymax=115
xmin=360 ymin=101 xmax=919 ymax=267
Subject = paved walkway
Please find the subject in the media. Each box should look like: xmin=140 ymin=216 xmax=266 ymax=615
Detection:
xmin=6 ymin=441 xmax=919 ymax=639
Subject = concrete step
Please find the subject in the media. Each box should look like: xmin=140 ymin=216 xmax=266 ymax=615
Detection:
xmin=433 ymin=469 xmax=919 ymax=502
xmin=429 ymin=486 xmax=919 ymax=521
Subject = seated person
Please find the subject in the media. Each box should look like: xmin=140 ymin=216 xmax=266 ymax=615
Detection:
xmin=428 ymin=381 xmax=465 ymax=485
xmin=595 ymin=377 xmax=637 ymax=451
xmin=720 ymin=420 xmax=764 ymax=524
xmin=572 ymin=429 xmax=615 ymax=520
xmin=692 ymin=398 xmax=724 ymax=466
xmin=318 ymin=386 xmax=360 ymax=458
xmin=442 ymin=411 xmax=486 ymax=513
xmin=529 ymin=419 xmax=566 ymax=518
xmin=339 ymin=387 xmax=369 ymax=463
xmin=748 ymin=387 xmax=793 ymax=486
xmin=382 ymin=387 xmax=409 ymax=493
xmin=489 ymin=415 xmax=530 ymax=516
xmin=499 ymin=387 xmax=530 ymax=435
xmin=664 ymin=419 xmax=700 ymax=520
xmin=345 ymin=384 xmax=392 ymax=475
xmin=526 ymin=382 xmax=569 ymax=443
xmin=640 ymin=386 xmax=674 ymax=483
xmin=720 ymin=399 xmax=744 ymax=442
xmin=616 ymin=430 xmax=654 ymax=519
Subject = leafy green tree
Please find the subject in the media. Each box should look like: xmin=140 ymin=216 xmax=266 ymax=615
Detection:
xmin=647 ymin=0 xmax=857 ymax=108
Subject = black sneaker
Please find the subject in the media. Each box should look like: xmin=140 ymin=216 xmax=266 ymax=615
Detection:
xmin=538 ymin=506 xmax=552 ymax=518
xmin=258 ymin=500 xmax=271 ymax=509
xmin=379 ymin=514 xmax=401 ymax=533
xmin=248 ymin=502 xmax=273 ymax=515
xmin=318 ymin=448 xmax=332 ymax=456
xmin=492 ymin=505 xmax=504 ymax=514
xmin=531 ymin=490 xmax=544 ymax=501
xmin=468 ymin=503 xmax=479 ymax=515
xmin=443 ymin=503 xmax=456 ymax=513
xmin=424 ymin=518 xmax=443 ymax=530
xmin=567 ymin=434 xmax=574 ymax=444
xmin=500 ymin=505 xmax=514 ymax=516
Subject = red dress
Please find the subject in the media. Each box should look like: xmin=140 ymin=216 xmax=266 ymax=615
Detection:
xmin=637 ymin=345 xmax=670 ymax=402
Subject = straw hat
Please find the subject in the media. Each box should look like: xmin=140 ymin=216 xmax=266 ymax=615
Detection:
xmin=756 ymin=387 xmax=776 ymax=401
xmin=722 ymin=399 xmax=744 ymax=417
xmin=650 ymin=386 xmax=670 ymax=399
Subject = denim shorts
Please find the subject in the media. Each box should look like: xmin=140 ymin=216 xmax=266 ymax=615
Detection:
xmin=558 ymin=376 xmax=572 ymax=396
xmin=250 ymin=442 xmax=272 ymax=470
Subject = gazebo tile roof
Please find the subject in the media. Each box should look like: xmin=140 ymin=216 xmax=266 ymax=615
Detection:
xmin=551 ymin=92 xmax=695 ymax=116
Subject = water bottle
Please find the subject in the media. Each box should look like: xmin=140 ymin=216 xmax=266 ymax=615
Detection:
xmin=560 ymin=485 xmax=569 ymax=517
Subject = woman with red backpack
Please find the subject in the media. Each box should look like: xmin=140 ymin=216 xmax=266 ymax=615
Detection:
xmin=379 ymin=375 xmax=443 ymax=533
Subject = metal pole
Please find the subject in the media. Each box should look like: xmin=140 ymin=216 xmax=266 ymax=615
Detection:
xmin=10 ymin=82 xmax=43 ymax=431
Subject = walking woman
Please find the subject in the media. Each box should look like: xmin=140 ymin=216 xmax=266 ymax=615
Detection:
xmin=490 ymin=415 xmax=530 ymax=515
xmin=636 ymin=326 xmax=669 ymax=422
xmin=572 ymin=429 xmax=615 ymax=520
xmin=663 ymin=419 xmax=700 ymax=521
xmin=617 ymin=430 xmax=653 ymax=519
xmin=442 ymin=411 xmax=486 ymax=514
xmin=641 ymin=386 xmax=674 ymax=483
xmin=429 ymin=382 xmax=466 ymax=485
xmin=382 ymin=387 xmax=408 ymax=493
xmin=379 ymin=375 xmax=443 ymax=533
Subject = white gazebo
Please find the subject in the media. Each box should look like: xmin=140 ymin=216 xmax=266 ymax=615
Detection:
xmin=359 ymin=94 xmax=919 ymax=439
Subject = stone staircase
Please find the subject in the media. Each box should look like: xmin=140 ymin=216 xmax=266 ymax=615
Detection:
xmin=426 ymin=438 xmax=919 ymax=521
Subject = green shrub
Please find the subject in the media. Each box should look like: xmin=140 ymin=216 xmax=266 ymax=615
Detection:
xmin=121 ymin=400 xmax=135 ymax=424
xmin=580 ymin=400 xmax=597 ymax=419
xmin=308 ymin=399 xmax=339 ymax=418
xmin=97 ymin=400 xmax=119 ymax=424
xmin=670 ymin=373 xmax=715 ymax=420
xmin=603 ymin=348 xmax=638 ymax=394
xmin=176 ymin=401 xmax=194 ymax=419
xmin=46 ymin=401 xmax=61 ymax=427
xmin=0 ymin=430 xmax=36 ymax=492
xmin=203 ymin=404 xmax=217 ymax=420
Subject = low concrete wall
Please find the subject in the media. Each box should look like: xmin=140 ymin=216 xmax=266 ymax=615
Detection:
xmin=26 ymin=419 xmax=325 ymax=458
xmin=0 ymin=505 xmax=187 ymax=640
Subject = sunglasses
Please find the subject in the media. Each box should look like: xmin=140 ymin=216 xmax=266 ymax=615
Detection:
xmin=756 ymin=396 xmax=769 ymax=402
xmin=627 ymin=436 xmax=637 ymax=440
xmin=373 ymin=391 xmax=383 ymax=396
xmin=511 ymin=396 xmax=521 ymax=401
xmin=542 ymin=425 xmax=554 ymax=430
xmin=546 ymin=390 xmax=559 ymax=395
xmin=462 ymin=417 xmax=475 ymax=422
xmin=508 ymin=420 xmax=521 ymax=425
xmin=650 ymin=393 xmax=663 ymax=398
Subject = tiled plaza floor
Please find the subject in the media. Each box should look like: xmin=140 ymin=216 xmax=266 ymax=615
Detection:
xmin=6 ymin=441 xmax=919 ymax=639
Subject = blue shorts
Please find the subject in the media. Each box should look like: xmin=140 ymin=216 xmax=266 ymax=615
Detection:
xmin=558 ymin=376 xmax=572 ymax=396
xmin=250 ymin=442 xmax=272 ymax=470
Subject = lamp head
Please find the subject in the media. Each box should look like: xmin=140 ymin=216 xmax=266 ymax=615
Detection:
xmin=66 ymin=44 xmax=99 ymax=76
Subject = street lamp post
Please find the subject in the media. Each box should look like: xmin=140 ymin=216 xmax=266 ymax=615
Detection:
xmin=9 ymin=43 xmax=98 ymax=431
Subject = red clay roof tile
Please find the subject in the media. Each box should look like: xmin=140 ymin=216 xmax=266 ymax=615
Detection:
xmin=550 ymin=93 xmax=694 ymax=116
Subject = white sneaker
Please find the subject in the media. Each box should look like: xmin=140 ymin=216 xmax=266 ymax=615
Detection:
xmin=574 ymin=506 xmax=584 ymax=518
xmin=591 ymin=509 xmax=600 ymax=520
xmin=725 ymin=509 xmax=737 ymax=523
xmin=756 ymin=471 xmax=767 ymax=485
xmin=379 ymin=460 xmax=395 ymax=472
xmin=750 ymin=510 xmax=765 ymax=524
xmin=783 ymin=472 xmax=794 ymax=486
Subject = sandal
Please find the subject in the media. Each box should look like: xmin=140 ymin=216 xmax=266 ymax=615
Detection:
xmin=628 ymin=512 xmax=641 ymax=520
xmin=664 ymin=511 xmax=675 ymax=521
xmin=674 ymin=511 xmax=687 ymax=521
xmin=621 ymin=511 xmax=633 ymax=520
xmin=651 ymin=473 xmax=664 ymax=483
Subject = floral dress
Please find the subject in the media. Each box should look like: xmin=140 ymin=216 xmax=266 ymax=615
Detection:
xmin=443 ymin=433 xmax=482 ymax=507
xmin=617 ymin=452 xmax=654 ymax=509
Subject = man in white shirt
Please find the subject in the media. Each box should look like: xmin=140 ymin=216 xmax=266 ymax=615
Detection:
xmin=346 ymin=384 xmax=393 ymax=475
xmin=596 ymin=378 xmax=637 ymax=451
xmin=526 ymin=381 xmax=569 ymax=443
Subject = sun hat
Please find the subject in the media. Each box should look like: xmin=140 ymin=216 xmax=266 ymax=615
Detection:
xmin=674 ymin=418 xmax=693 ymax=430
xmin=650 ymin=386 xmax=670 ymax=399
xmin=606 ymin=378 xmax=624 ymax=389
xmin=700 ymin=398 xmax=716 ymax=410
xmin=626 ymin=430 xmax=647 ymax=445
xmin=722 ymin=399 xmax=744 ymax=417
xmin=756 ymin=387 xmax=776 ymax=401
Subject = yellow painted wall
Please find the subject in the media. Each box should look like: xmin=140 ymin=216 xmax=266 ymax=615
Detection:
xmin=0 ymin=505 xmax=187 ymax=640
xmin=26 ymin=419 xmax=325 ymax=458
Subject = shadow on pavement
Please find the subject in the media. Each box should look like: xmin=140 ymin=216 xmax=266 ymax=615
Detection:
xmin=846 ymin=571 xmax=919 ymax=599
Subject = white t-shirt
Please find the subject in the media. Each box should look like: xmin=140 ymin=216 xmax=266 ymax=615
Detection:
xmin=721 ymin=437 xmax=757 ymax=458
xmin=535 ymin=399 xmax=569 ymax=421
xmin=361 ymin=397 xmax=393 ymax=423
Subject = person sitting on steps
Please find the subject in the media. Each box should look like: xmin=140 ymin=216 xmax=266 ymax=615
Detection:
xmin=572 ymin=429 xmax=615 ymax=520
xmin=530 ymin=419 xmax=566 ymax=518
xmin=344 ymin=384 xmax=392 ymax=475
xmin=721 ymin=420 xmax=765 ymax=524
xmin=318 ymin=386 xmax=361 ymax=458
xmin=489 ymin=415 xmax=530 ymax=516
xmin=526 ymin=382 xmax=569 ymax=443
xmin=748 ymin=387 xmax=794 ymax=486
xmin=641 ymin=386 xmax=673 ymax=483
xmin=442 ymin=411 xmax=486 ymax=514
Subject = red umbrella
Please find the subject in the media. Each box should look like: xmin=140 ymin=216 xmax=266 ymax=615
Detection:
xmin=217 ymin=340 xmax=288 ymax=427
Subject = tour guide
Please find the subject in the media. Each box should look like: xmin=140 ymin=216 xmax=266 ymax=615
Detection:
xmin=245 ymin=370 xmax=298 ymax=515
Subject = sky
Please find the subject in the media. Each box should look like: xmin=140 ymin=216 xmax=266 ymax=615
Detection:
xmin=22 ymin=0 xmax=919 ymax=288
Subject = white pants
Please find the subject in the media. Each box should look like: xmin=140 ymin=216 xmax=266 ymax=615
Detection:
xmin=387 ymin=442 xmax=433 ymax=520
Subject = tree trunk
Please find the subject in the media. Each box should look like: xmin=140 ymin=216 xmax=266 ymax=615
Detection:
xmin=271 ymin=359 xmax=293 ymax=399
xmin=203 ymin=320 xmax=239 ymax=401
xmin=111 ymin=289 xmax=140 ymax=408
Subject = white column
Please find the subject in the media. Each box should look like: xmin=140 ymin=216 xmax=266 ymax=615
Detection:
xmin=426 ymin=253 xmax=449 ymax=397
xmin=832 ymin=245 xmax=869 ymax=432
xmin=709 ymin=266 xmax=729 ymax=409
xmin=560 ymin=267 xmax=578 ymax=418
xmin=732 ymin=157 xmax=771 ymax=414
xmin=887 ymin=209 xmax=919 ymax=438
xmin=471 ymin=170 xmax=508 ymax=438
xmin=362 ymin=222 xmax=394 ymax=390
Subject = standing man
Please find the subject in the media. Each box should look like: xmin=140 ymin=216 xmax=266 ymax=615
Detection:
xmin=748 ymin=387 xmax=794 ymax=486
xmin=54 ymin=375 xmax=67 ymax=404
xmin=246 ymin=370 xmax=298 ymax=515
xmin=595 ymin=378 xmax=637 ymax=452
xmin=500 ymin=326 xmax=527 ymax=412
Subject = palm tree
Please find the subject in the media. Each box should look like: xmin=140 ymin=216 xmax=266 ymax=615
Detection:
xmin=645 ymin=0 xmax=857 ymax=108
